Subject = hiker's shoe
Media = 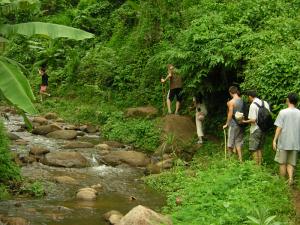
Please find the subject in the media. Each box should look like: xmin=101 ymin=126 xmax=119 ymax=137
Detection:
xmin=197 ymin=140 xmax=203 ymax=145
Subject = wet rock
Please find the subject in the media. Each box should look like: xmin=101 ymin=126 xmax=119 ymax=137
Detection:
xmin=62 ymin=141 xmax=94 ymax=149
xmin=64 ymin=125 xmax=78 ymax=130
xmin=43 ymin=152 xmax=89 ymax=168
xmin=14 ymin=127 xmax=26 ymax=132
xmin=79 ymin=125 xmax=88 ymax=132
xmin=32 ymin=116 xmax=48 ymax=125
xmin=76 ymin=131 xmax=85 ymax=136
xmin=54 ymin=176 xmax=78 ymax=185
xmin=101 ymin=150 xmax=150 ymax=167
xmin=125 ymin=106 xmax=158 ymax=118
xmin=7 ymin=132 xmax=20 ymax=140
xmin=90 ymin=183 xmax=102 ymax=191
xmin=155 ymin=158 xmax=173 ymax=169
xmin=103 ymin=141 xmax=125 ymax=149
xmin=76 ymin=187 xmax=97 ymax=201
xmin=86 ymin=125 xmax=98 ymax=133
xmin=32 ymin=124 xmax=62 ymax=135
xmin=44 ymin=112 xmax=58 ymax=120
xmin=55 ymin=118 xmax=64 ymax=123
xmin=29 ymin=146 xmax=50 ymax=155
xmin=19 ymin=155 xmax=36 ymax=164
xmin=95 ymin=144 xmax=111 ymax=151
xmin=47 ymin=130 xmax=77 ymax=140
xmin=0 ymin=216 xmax=29 ymax=225
xmin=118 ymin=205 xmax=172 ymax=225
xmin=14 ymin=139 xmax=28 ymax=146
xmin=104 ymin=210 xmax=123 ymax=225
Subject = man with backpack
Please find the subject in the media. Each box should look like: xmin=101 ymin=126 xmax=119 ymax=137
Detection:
xmin=273 ymin=93 xmax=300 ymax=185
xmin=223 ymin=86 xmax=244 ymax=162
xmin=243 ymin=90 xmax=272 ymax=165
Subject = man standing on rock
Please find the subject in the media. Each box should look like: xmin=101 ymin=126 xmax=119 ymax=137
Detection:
xmin=273 ymin=93 xmax=300 ymax=185
xmin=223 ymin=86 xmax=244 ymax=162
xmin=161 ymin=64 xmax=183 ymax=115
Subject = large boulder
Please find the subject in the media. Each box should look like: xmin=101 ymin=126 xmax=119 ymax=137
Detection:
xmin=43 ymin=152 xmax=88 ymax=168
xmin=0 ymin=216 xmax=29 ymax=225
xmin=32 ymin=124 xmax=62 ymax=135
xmin=7 ymin=132 xmax=20 ymax=140
xmin=32 ymin=116 xmax=48 ymax=125
xmin=54 ymin=176 xmax=78 ymax=185
xmin=104 ymin=210 xmax=123 ymax=225
xmin=118 ymin=205 xmax=172 ymax=225
xmin=76 ymin=187 xmax=97 ymax=201
xmin=44 ymin=112 xmax=58 ymax=120
xmin=29 ymin=146 xmax=50 ymax=155
xmin=125 ymin=106 xmax=158 ymax=118
xmin=101 ymin=150 xmax=150 ymax=167
xmin=62 ymin=141 xmax=94 ymax=149
xmin=47 ymin=130 xmax=77 ymax=140
xmin=160 ymin=115 xmax=196 ymax=141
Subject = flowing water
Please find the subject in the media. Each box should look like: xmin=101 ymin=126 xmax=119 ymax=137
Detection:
xmin=0 ymin=113 xmax=166 ymax=225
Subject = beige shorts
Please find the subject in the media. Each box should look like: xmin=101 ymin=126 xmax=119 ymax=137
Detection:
xmin=274 ymin=150 xmax=298 ymax=166
xmin=227 ymin=125 xmax=244 ymax=148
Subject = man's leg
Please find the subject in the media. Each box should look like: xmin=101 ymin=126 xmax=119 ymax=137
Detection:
xmin=236 ymin=146 xmax=242 ymax=162
xmin=279 ymin=164 xmax=287 ymax=177
xmin=175 ymin=101 xmax=180 ymax=114
xmin=195 ymin=116 xmax=203 ymax=144
xmin=167 ymin=98 xmax=172 ymax=113
xmin=257 ymin=149 xmax=262 ymax=165
xmin=287 ymin=164 xmax=294 ymax=185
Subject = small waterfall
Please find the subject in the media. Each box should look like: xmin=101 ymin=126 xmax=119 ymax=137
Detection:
xmin=90 ymin=153 xmax=99 ymax=167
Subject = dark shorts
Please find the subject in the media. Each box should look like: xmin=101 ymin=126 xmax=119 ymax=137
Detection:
xmin=168 ymin=88 xmax=183 ymax=102
xmin=249 ymin=128 xmax=266 ymax=151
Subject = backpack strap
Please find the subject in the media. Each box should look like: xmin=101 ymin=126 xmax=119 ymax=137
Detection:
xmin=254 ymin=102 xmax=262 ymax=108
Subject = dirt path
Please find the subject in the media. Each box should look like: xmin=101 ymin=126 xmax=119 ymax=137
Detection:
xmin=292 ymin=188 xmax=300 ymax=224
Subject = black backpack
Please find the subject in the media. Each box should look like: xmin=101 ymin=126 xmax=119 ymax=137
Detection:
xmin=254 ymin=101 xmax=273 ymax=132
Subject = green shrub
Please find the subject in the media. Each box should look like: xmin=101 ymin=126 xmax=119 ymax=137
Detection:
xmin=0 ymin=120 xmax=20 ymax=183
xmin=20 ymin=181 xmax=45 ymax=198
xmin=146 ymin=154 xmax=294 ymax=224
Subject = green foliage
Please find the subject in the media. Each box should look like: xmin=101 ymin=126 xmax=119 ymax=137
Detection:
xmin=0 ymin=120 xmax=20 ymax=183
xmin=103 ymin=114 xmax=161 ymax=152
xmin=246 ymin=208 xmax=280 ymax=225
xmin=20 ymin=181 xmax=45 ymax=197
xmin=146 ymin=155 xmax=293 ymax=225
xmin=0 ymin=184 xmax=10 ymax=200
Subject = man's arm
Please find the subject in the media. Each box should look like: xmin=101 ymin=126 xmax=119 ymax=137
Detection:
xmin=223 ymin=101 xmax=234 ymax=129
xmin=161 ymin=72 xmax=172 ymax=83
xmin=272 ymin=126 xmax=282 ymax=151
xmin=243 ymin=104 xmax=256 ymax=124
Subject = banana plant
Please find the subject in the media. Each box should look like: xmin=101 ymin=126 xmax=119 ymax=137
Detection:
xmin=0 ymin=0 xmax=94 ymax=129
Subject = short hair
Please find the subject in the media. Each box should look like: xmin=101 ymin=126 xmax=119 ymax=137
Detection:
xmin=246 ymin=90 xmax=257 ymax=98
xmin=167 ymin=64 xmax=174 ymax=69
xmin=229 ymin=86 xmax=239 ymax=94
xmin=287 ymin=92 xmax=298 ymax=105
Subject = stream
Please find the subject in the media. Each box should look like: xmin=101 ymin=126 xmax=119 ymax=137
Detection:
xmin=0 ymin=112 xmax=166 ymax=225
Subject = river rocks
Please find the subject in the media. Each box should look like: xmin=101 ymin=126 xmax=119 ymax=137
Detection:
xmin=14 ymin=139 xmax=28 ymax=146
xmin=7 ymin=132 xmax=20 ymax=140
xmin=62 ymin=141 xmax=94 ymax=149
xmin=76 ymin=187 xmax=97 ymax=201
xmin=79 ymin=125 xmax=98 ymax=133
xmin=47 ymin=130 xmax=77 ymax=140
xmin=95 ymin=143 xmax=111 ymax=151
xmin=118 ymin=205 xmax=172 ymax=225
xmin=156 ymin=158 xmax=173 ymax=169
xmin=90 ymin=183 xmax=103 ymax=191
xmin=103 ymin=141 xmax=125 ymax=149
xmin=43 ymin=152 xmax=89 ymax=168
xmin=44 ymin=112 xmax=58 ymax=120
xmin=125 ymin=106 xmax=158 ymax=118
xmin=32 ymin=116 xmax=48 ymax=125
xmin=146 ymin=158 xmax=174 ymax=175
xmin=101 ymin=150 xmax=150 ymax=167
xmin=32 ymin=124 xmax=62 ymax=135
xmin=54 ymin=176 xmax=78 ymax=185
xmin=29 ymin=146 xmax=50 ymax=155
xmin=104 ymin=210 xmax=123 ymax=225
xmin=0 ymin=216 xmax=29 ymax=225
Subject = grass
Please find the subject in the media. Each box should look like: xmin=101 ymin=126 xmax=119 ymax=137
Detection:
xmin=145 ymin=141 xmax=295 ymax=225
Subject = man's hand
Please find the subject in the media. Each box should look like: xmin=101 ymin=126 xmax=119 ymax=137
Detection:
xmin=223 ymin=124 xmax=228 ymax=129
xmin=161 ymin=78 xmax=165 ymax=83
xmin=272 ymin=139 xmax=277 ymax=151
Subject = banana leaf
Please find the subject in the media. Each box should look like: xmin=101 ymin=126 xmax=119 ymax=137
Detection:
xmin=0 ymin=58 xmax=37 ymax=114
xmin=0 ymin=22 xmax=94 ymax=40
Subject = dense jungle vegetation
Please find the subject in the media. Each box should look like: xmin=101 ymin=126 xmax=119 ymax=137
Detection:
xmin=1 ymin=0 xmax=300 ymax=224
